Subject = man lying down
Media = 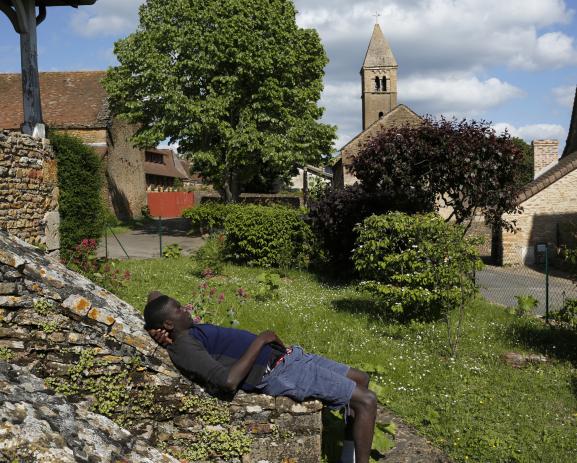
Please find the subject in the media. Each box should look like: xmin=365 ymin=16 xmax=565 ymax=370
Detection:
xmin=144 ymin=291 xmax=377 ymax=463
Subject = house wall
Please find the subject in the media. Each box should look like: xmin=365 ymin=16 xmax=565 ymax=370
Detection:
xmin=502 ymin=168 xmax=577 ymax=265
xmin=0 ymin=131 xmax=59 ymax=251
xmin=106 ymin=119 xmax=147 ymax=220
xmin=59 ymin=129 xmax=106 ymax=145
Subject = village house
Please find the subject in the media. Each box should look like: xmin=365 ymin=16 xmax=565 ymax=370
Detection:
xmin=0 ymin=71 xmax=190 ymax=220
xmin=498 ymin=88 xmax=577 ymax=265
xmin=333 ymin=24 xmax=422 ymax=188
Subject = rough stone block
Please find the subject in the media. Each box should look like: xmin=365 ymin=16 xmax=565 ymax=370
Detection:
xmin=0 ymin=296 xmax=32 ymax=308
xmin=62 ymin=295 xmax=92 ymax=317
xmin=87 ymin=307 xmax=117 ymax=326
xmin=0 ymin=283 xmax=17 ymax=295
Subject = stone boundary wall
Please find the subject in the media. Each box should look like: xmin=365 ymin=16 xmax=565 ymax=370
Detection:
xmin=0 ymin=131 xmax=59 ymax=251
xmin=0 ymin=230 xmax=322 ymax=462
xmin=199 ymin=192 xmax=303 ymax=208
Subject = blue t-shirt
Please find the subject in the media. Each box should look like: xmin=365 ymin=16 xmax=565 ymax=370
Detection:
xmin=167 ymin=324 xmax=282 ymax=392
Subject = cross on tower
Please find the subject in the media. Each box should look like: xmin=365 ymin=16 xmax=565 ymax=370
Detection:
xmin=373 ymin=11 xmax=381 ymax=23
xmin=0 ymin=1 xmax=97 ymax=136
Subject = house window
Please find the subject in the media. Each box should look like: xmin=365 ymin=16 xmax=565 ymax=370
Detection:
xmin=145 ymin=152 xmax=164 ymax=164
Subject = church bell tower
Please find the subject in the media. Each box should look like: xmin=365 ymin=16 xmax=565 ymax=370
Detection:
xmin=361 ymin=24 xmax=398 ymax=130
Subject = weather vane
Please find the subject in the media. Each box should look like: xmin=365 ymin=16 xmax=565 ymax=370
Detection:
xmin=0 ymin=0 xmax=97 ymax=136
xmin=373 ymin=11 xmax=381 ymax=24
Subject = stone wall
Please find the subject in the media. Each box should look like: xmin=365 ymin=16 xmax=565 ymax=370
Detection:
xmin=502 ymin=167 xmax=577 ymax=265
xmin=0 ymin=230 xmax=322 ymax=462
xmin=107 ymin=119 xmax=147 ymax=220
xmin=0 ymin=131 xmax=59 ymax=252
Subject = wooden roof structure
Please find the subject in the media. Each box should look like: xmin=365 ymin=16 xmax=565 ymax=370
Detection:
xmin=0 ymin=0 xmax=97 ymax=135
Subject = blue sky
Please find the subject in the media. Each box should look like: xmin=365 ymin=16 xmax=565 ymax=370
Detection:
xmin=1 ymin=0 xmax=576 ymax=153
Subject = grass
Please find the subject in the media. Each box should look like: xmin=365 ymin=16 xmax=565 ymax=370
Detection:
xmin=113 ymin=257 xmax=577 ymax=463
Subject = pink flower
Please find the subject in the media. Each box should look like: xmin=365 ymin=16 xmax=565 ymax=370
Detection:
xmin=218 ymin=292 xmax=225 ymax=303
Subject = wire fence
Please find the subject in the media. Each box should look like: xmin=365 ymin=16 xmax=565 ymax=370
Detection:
xmin=475 ymin=251 xmax=577 ymax=319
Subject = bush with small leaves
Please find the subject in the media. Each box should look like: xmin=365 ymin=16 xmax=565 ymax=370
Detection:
xmin=224 ymin=204 xmax=313 ymax=268
xmin=353 ymin=212 xmax=481 ymax=321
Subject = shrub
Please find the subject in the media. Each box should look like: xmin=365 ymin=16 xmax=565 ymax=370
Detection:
xmin=552 ymin=298 xmax=577 ymax=329
xmin=514 ymin=295 xmax=539 ymax=317
xmin=183 ymin=203 xmax=240 ymax=234
xmin=162 ymin=243 xmax=182 ymax=259
xmin=307 ymin=185 xmax=426 ymax=272
xmin=194 ymin=234 xmax=226 ymax=277
xmin=51 ymin=133 xmax=105 ymax=257
xmin=352 ymin=212 xmax=480 ymax=321
xmin=224 ymin=205 xmax=313 ymax=268
xmin=67 ymin=238 xmax=131 ymax=291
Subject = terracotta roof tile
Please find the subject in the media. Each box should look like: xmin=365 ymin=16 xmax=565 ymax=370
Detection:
xmin=0 ymin=71 xmax=109 ymax=130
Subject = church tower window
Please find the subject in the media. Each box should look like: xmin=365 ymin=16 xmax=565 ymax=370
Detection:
xmin=382 ymin=77 xmax=387 ymax=92
xmin=374 ymin=76 xmax=380 ymax=91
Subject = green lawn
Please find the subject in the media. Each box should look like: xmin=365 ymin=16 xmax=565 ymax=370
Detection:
xmin=113 ymin=257 xmax=577 ymax=463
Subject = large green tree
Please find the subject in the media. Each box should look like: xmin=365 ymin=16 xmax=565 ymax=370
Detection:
xmin=104 ymin=0 xmax=336 ymax=201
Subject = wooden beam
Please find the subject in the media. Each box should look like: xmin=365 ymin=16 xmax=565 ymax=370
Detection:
xmin=19 ymin=0 xmax=44 ymax=135
xmin=36 ymin=3 xmax=46 ymax=25
xmin=0 ymin=0 xmax=21 ymax=33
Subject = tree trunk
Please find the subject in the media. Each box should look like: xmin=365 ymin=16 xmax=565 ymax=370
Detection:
xmin=222 ymin=171 xmax=241 ymax=203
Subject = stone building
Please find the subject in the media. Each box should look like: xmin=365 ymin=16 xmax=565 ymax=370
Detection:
xmin=0 ymin=71 xmax=147 ymax=220
xmin=499 ymin=88 xmax=577 ymax=265
xmin=333 ymin=24 xmax=422 ymax=188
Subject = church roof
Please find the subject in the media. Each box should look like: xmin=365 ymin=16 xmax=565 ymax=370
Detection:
xmin=562 ymin=86 xmax=577 ymax=158
xmin=363 ymin=24 xmax=397 ymax=68
xmin=340 ymin=104 xmax=421 ymax=153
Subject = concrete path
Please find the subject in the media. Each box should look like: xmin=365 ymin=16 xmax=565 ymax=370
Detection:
xmin=97 ymin=228 xmax=204 ymax=260
xmin=476 ymin=265 xmax=577 ymax=315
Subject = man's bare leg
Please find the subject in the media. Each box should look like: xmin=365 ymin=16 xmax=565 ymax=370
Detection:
xmin=348 ymin=386 xmax=377 ymax=463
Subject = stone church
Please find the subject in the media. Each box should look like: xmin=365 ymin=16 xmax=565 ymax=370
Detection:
xmin=333 ymin=24 xmax=421 ymax=188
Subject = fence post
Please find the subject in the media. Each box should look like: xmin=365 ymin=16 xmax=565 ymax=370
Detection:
xmin=158 ymin=217 xmax=163 ymax=258
xmin=545 ymin=244 xmax=549 ymax=324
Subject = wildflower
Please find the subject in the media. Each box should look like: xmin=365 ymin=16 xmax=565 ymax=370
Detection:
xmin=218 ymin=292 xmax=225 ymax=303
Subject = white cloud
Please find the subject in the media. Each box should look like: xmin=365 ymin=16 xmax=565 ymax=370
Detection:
xmin=400 ymin=75 xmax=524 ymax=116
xmin=295 ymin=0 xmax=577 ymax=73
xmin=70 ymin=0 xmax=144 ymax=37
xmin=552 ymin=84 xmax=576 ymax=107
xmin=493 ymin=122 xmax=567 ymax=142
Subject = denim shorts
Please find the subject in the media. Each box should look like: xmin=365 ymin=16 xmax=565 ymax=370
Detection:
xmin=257 ymin=346 xmax=356 ymax=409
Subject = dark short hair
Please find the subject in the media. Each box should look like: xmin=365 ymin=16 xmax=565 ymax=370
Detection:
xmin=143 ymin=295 xmax=173 ymax=330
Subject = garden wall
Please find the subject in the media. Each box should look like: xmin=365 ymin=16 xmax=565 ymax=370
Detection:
xmin=0 ymin=131 xmax=59 ymax=252
xmin=199 ymin=192 xmax=303 ymax=208
xmin=0 ymin=230 xmax=322 ymax=462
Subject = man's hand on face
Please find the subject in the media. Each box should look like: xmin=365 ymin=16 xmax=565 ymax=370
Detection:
xmin=257 ymin=330 xmax=285 ymax=349
xmin=148 ymin=329 xmax=173 ymax=347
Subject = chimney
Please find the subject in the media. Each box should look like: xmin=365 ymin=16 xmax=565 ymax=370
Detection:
xmin=532 ymin=140 xmax=558 ymax=179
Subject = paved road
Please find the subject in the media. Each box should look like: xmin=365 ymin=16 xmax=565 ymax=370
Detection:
xmin=476 ymin=265 xmax=577 ymax=315
xmin=97 ymin=225 xmax=204 ymax=260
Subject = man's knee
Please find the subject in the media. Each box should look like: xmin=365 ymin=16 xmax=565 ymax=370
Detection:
xmin=350 ymin=387 xmax=377 ymax=413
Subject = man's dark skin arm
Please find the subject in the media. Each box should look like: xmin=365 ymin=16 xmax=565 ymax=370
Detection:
xmin=224 ymin=330 xmax=283 ymax=391
xmin=149 ymin=328 xmax=285 ymax=392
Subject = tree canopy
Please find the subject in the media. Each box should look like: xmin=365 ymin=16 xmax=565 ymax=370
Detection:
xmin=350 ymin=117 xmax=524 ymax=231
xmin=104 ymin=0 xmax=336 ymax=201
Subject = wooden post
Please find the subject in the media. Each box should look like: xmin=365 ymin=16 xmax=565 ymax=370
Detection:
xmin=303 ymin=167 xmax=309 ymax=207
xmin=18 ymin=0 xmax=43 ymax=135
